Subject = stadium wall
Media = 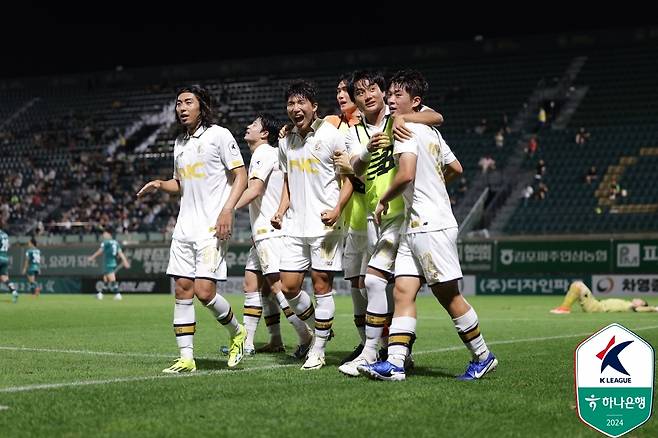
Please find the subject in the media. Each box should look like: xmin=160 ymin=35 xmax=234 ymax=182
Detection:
xmin=3 ymin=237 xmax=656 ymax=296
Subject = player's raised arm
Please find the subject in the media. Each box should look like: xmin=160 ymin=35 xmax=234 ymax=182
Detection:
xmin=136 ymin=179 xmax=180 ymax=197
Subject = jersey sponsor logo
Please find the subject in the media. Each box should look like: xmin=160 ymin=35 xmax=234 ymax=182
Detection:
xmin=289 ymin=158 xmax=320 ymax=174
xmin=366 ymin=146 xmax=395 ymax=181
xmin=177 ymin=162 xmax=206 ymax=179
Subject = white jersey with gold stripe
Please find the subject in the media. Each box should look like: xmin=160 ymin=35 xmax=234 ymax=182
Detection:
xmin=278 ymin=118 xmax=346 ymax=237
xmin=393 ymin=123 xmax=458 ymax=233
xmin=172 ymin=124 xmax=245 ymax=242
xmin=248 ymin=143 xmax=284 ymax=241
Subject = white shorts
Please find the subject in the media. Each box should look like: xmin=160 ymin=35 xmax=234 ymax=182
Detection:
xmin=343 ymin=232 xmax=368 ymax=279
xmin=245 ymin=237 xmax=283 ymax=276
xmin=280 ymin=234 xmax=343 ymax=272
xmin=367 ymin=215 xmax=404 ymax=275
xmin=166 ymin=238 xmax=227 ymax=281
xmin=394 ymin=227 xmax=463 ymax=285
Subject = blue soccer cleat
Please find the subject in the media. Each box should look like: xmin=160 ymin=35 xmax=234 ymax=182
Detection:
xmin=357 ymin=360 xmax=406 ymax=381
xmin=457 ymin=352 xmax=498 ymax=381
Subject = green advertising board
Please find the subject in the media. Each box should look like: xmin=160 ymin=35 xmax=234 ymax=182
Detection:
xmin=613 ymin=240 xmax=658 ymax=274
xmin=475 ymin=275 xmax=589 ymax=295
xmin=457 ymin=242 xmax=494 ymax=272
xmin=496 ymin=240 xmax=610 ymax=274
xmin=6 ymin=243 xmax=253 ymax=278
xmin=3 ymin=237 xmax=657 ymax=279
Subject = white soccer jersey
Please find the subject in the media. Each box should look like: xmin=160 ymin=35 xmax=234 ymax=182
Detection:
xmin=393 ymin=123 xmax=458 ymax=233
xmin=172 ymin=125 xmax=245 ymax=242
xmin=278 ymin=118 xmax=346 ymax=237
xmin=248 ymin=143 xmax=284 ymax=241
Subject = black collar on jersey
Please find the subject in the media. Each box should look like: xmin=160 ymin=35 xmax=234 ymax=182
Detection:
xmin=355 ymin=114 xmax=390 ymax=143
xmin=183 ymin=125 xmax=208 ymax=140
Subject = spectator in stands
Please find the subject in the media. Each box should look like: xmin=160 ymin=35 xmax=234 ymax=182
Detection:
xmin=535 ymin=182 xmax=549 ymax=200
xmin=535 ymin=159 xmax=546 ymax=181
xmin=608 ymin=177 xmax=627 ymax=200
xmin=494 ymin=129 xmax=504 ymax=149
xmin=521 ymin=184 xmax=534 ymax=206
xmin=536 ymin=106 xmax=547 ymax=132
xmin=525 ymin=135 xmax=538 ymax=158
xmin=474 ymin=118 xmax=488 ymax=135
xmin=575 ymin=127 xmax=591 ymax=145
xmin=584 ymin=166 xmax=598 ymax=184
xmin=478 ymin=154 xmax=496 ymax=173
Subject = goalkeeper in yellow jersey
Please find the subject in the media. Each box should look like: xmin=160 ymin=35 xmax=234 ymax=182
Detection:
xmin=550 ymin=281 xmax=658 ymax=313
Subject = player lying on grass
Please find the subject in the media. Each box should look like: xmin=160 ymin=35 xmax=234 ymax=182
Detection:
xmin=551 ymin=281 xmax=658 ymax=313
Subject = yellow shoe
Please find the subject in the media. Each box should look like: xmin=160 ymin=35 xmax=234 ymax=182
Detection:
xmin=162 ymin=357 xmax=196 ymax=373
xmin=227 ymin=325 xmax=247 ymax=368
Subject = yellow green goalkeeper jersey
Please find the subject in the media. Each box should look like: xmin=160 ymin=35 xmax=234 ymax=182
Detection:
xmin=353 ymin=115 xmax=404 ymax=220
xmin=335 ymin=118 xmax=367 ymax=233
xmin=581 ymin=296 xmax=634 ymax=313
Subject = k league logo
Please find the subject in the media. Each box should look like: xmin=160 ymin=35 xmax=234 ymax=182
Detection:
xmin=575 ymin=323 xmax=654 ymax=437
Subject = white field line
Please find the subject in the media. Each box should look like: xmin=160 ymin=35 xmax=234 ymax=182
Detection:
xmin=1 ymin=324 xmax=656 ymax=394
xmin=0 ymin=364 xmax=296 ymax=394
xmin=0 ymin=405 xmax=8 ymax=410
xmin=414 ymin=324 xmax=658 ymax=356
xmin=0 ymin=346 xmax=231 ymax=362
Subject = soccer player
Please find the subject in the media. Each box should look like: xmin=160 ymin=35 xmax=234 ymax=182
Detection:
xmin=88 ymin=230 xmax=130 ymax=301
xmin=358 ymin=70 xmax=497 ymax=381
xmin=339 ymin=70 xmax=443 ymax=376
xmin=551 ymin=281 xmax=658 ymax=313
xmin=272 ymin=80 xmax=352 ymax=370
xmin=137 ymin=84 xmax=248 ymax=372
xmin=323 ymin=73 xmax=369 ymax=364
xmin=235 ymin=113 xmax=313 ymax=356
xmin=21 ymin=237 xmax=41 ymax=296
xmin=0 ymin=221 xmax=19 ymax=303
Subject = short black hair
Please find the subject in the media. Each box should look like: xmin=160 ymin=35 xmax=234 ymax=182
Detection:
xmin=338 ymin=71 xmax=353 ymax=86
xmin=285 ymin=80 xmax=318 ymax=105
xmin=256 ymin=113 xmax=280 ymax=146
xmin=388 ymin=69 xmax=429 ymax=105
xmin=174 ymin=84 xmax=218 ymax=128
xmin=347 ymin=70 xmax=386 ymax=102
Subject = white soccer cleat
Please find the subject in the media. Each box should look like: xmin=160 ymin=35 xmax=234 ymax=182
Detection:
xmin=338 ymin=355 xmax=373 ymax=377
xmin=113 ymin=293 xmax=123 ymax=301
xmin=96 ymin=292 xmax=104 ymax=300
xmin=300 ymin=351 xmax=325 ymax=370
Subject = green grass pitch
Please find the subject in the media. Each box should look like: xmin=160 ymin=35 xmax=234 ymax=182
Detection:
xmin=1 ymin=292 xmax=656 ymax=437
